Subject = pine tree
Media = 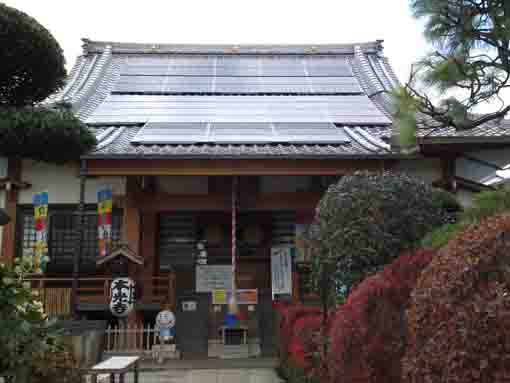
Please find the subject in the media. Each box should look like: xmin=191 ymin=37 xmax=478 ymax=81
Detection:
xmin=394 ymin=0 xmax=510 ymax=144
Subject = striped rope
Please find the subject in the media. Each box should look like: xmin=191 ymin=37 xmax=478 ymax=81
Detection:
xmin=229 ymin=177 xmax=239 ymax=314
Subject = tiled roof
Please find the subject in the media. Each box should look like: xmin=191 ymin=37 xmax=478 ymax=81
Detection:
xmin=417 ymin=119 xmax=510 ymax=141
xmin=86 ymin=125 xmax=399 ymax=159
xmin=81 ymin=39 xmax=385 ymax=55
xmin=48 ymin=39 xmax=510 ymax=159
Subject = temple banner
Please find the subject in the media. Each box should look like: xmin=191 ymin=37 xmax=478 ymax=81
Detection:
xmin=271 ymin=246 xmax=293 ymax=299
xmin=33 ymin=191 xmax=49 ymax=271
xmin=97 ymin=187 xmax=113 ymax=257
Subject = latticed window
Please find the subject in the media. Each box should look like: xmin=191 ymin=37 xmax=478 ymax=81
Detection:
xmin=18 ymin=206 xmax=122 ymax=273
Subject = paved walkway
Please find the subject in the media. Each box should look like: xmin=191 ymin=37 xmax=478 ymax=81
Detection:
xmin=117 ymin=368 xmax=283 ymax=383
xmin=1 ymin=358 xmax=283 ymax=383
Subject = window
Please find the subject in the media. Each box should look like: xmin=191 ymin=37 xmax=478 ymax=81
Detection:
xmin=18 ymin=206 xmax=122 ymax=273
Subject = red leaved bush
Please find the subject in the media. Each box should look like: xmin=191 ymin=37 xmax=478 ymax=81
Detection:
xmin=288 ymin=314 xmax=323 ymax=373
xmin=403 ymin=214 xmax=510 ymax=383
xmin=276 ymin=303 xmax=322 ymax=358
xmin=328 ymin=249 xmax=435 ymax=383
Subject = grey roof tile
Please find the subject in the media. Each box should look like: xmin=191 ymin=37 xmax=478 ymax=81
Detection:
xmin=417 ymin=119 xmax=510 ymax=139
xmin=86 ymin=125 xmax=397 ymax=158
xmin=50 ymin=39 xmax=510 ymax=156
xmin=82 ymin=39 xmax=385 ymax=55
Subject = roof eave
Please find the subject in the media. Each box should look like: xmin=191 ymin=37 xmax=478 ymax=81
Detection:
xmin=81 ymin=152 xmax=420 ymax=160
xmin=419 ymin=136 xmax=510 ymax=145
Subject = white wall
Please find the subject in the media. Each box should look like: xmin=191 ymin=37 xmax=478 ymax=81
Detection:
xmin=392 ymin=158 xmax=442 ymax=183
xmin=18 ymin=160 xmax=126 ymax=204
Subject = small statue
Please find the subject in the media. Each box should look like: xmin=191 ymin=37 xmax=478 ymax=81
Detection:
xmin=155 ymin=309 xmax=176 ymax=344
xmin=153 ymin=308 xmax=178 ymax=363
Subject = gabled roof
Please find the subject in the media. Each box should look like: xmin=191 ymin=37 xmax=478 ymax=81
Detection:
xmin=50 ymin=39 xmax=510 ymax=159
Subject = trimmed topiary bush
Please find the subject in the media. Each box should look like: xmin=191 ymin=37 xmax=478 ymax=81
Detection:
xmin=328 ymin=249 xmax=435 ymax=383
xmin=309 ymin=171 xmax=458 ymax=295
xmin=403 ymin=214 xmax=510 ymax=383
xmin=0 ymin=2 xmax=66 ymax=106
xmin=0 ymin=3 xmax=97 ymax=163
xmin=0 ymin=108 xmax=96 ymax=164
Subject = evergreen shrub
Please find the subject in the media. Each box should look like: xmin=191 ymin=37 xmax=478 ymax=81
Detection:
xmin=309 ymin=171 xmax=458 ymax=294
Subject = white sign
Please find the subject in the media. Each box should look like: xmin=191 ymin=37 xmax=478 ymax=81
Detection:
xmin=195 ymin=265 xmax=232 ymax=292
xmin=271 ymin=247 xmax=293 ymax=299
xmin=110 ymin=278 xmax=135 ymax=317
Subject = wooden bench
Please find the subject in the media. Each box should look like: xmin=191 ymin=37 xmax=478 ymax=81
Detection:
xmin=82 ymin=356 xmax=140 ymax=383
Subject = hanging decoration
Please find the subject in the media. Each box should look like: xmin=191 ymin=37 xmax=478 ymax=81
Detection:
xmin=109 ymin=277 xmax=136 ymax=317
xmin=97 ymin=186 xmax=113 ymax=257
xmin=33 ymin=191 xmax=49 ymax=272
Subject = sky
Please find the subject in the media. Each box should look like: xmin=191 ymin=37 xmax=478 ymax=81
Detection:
xmin=5 ymin=0 xmax=430 ymax=82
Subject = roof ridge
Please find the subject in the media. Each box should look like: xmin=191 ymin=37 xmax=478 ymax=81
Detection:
xmin=81 ymin=38 xmax=385 ymax=55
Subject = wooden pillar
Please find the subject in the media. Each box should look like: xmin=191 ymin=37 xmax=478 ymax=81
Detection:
xmin=140 ymin=212 xmax=157 ymax=280
xmin=440 ymin=156 xmax=457 ymax=192
xmin=1 ymin=158 xmax=21 ymax=265
xmin=125 ymin=177 xmax=141 ymax=276
xmin=124 ymin=177 xmax=143 ymax=329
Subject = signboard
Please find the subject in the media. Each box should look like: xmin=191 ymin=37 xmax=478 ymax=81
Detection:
xmin=109 ymin=278 xmax=135 ymax=317
xmin=212 ymin=289 xmax=258 ymax=305
xmin=97 ymin=187 xmax=113 ymax=257
xmin=33 ymin=191 xmax=49 ymax=272
xmin=196 ymin=265 xmax=232 ymax=292
xmin=271 ymin=246 xmax=293 ymax=299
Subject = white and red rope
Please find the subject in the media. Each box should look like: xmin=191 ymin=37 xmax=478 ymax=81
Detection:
xmin=229 ymin=177 xmax=239 ymax=314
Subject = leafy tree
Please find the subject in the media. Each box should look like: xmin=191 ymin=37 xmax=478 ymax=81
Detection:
xmin=394 ymin=0 xmax=510 ymax=145
xmin=0 ymin=2 xmax=95 ymax=162
xmin=308 ymin=171 xmax=460 ymax=297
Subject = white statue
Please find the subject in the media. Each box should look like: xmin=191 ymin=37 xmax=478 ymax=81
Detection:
xmin=155 ymin=309 xmax=176 ymax=343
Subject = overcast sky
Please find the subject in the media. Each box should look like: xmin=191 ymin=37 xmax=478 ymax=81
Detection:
xmin=6 ymin=0 xmax=429 ymax=82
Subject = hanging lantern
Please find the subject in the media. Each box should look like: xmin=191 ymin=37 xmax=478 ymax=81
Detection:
xmin=109 ymin=277 xmax=136 ymax=317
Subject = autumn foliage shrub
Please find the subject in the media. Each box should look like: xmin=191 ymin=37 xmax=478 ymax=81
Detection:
xmin=403 ymin=214 xmax=510 ymax=383
xmin=328 ymin=249 xmax=435 ymax=383
xmin=276 ymin=303 xmax=322 ymax=357
xmin=287 ymin=315 xmax=323 ymax=373
xmin=275 ymin=303 xmax=324 ymax=381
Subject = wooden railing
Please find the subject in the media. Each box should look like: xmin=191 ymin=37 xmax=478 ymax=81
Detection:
xmin=25 ymin=273 xmax=176 ymax=315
